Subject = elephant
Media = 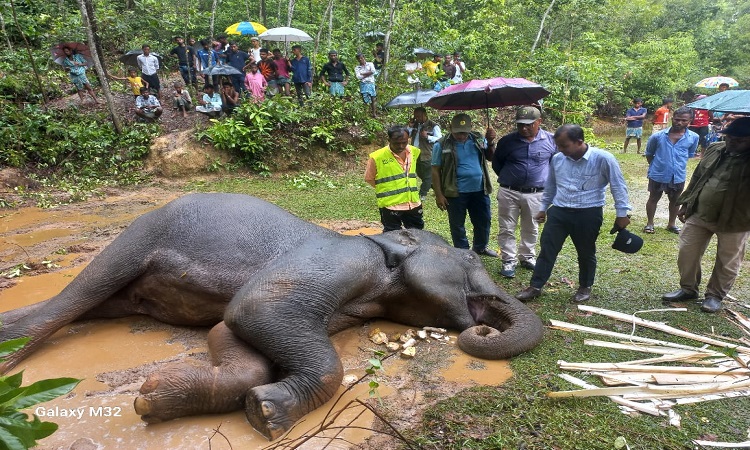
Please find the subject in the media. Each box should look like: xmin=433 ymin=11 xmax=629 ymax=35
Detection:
xmin=0 ymin=193 xmax=544 ymax=440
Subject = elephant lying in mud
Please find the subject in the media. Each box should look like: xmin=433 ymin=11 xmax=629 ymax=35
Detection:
xmin=0 ymin=193 xmax=544 ymax=440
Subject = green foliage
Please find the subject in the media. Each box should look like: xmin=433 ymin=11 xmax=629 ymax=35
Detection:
xmin=0 ymin=338 xmax=81 ymax=450
xmin=365 ymin=350 xmax=386 ymax=400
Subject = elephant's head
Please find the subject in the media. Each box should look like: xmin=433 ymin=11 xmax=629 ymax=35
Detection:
xmin=364 ymin=230 xmax=544 ymax=359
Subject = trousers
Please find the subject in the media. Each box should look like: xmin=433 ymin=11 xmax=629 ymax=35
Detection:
xmin=496 ymin=187 xmax=542 ymax=264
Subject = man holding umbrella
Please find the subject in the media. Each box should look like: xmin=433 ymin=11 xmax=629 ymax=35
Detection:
xmin=407 ymin=107 xmax=442 ymax=201
xmin=432 ymin=113 xmax=498 ymax=257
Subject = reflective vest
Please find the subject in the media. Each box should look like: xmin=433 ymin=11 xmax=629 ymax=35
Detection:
xmin=370 ymin=145 xmax=421 ymax=208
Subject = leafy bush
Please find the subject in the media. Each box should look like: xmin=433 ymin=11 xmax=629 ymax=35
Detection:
xmin=0 ymin=337 xmax=80 ymax=450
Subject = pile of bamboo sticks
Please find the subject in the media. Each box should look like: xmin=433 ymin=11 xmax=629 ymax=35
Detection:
xmin=547 ymin=305 xmax=750 ymax=446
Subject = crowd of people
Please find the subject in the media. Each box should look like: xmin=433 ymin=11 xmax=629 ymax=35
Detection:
xmin=366 ymin=104 xmax=750 ymax=313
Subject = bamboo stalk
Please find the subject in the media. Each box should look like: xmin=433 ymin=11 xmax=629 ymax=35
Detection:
xmin=598 ymin=373 xmax=746 ymax=386
xmin=556 ymin=374 xmax=662 ymax=416
xmin=676 ymin=389 xmax=750 ymax=405
xmin=584 ymin=339 xmax=722 ymax=358
xmin=557 ymin=361 xmax=750 ymax=375
xmin=550 ymin=320 xmax=710 ymax=352
xmin=692 ymin=440 xmax=750 ymax=448
xmin=577 ymin=305 xmax=750 ymax=354
xmin=550 ymin=378 xmax=750 ymax=399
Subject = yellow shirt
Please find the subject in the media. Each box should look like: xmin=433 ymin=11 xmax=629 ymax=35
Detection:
xmin=127 ymin=76 xmax=145 ymax=95
xmin=423 ymin=61 xmax=439 ymax=78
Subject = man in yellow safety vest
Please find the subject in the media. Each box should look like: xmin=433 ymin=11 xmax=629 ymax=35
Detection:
xmin=365 ymin=125 xmax=424 ymax=231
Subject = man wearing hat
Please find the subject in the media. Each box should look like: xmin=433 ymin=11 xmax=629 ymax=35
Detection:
xmin=491 ymin=106 xmax=557 ymax=278
xmin=516 ymin=124 xmax=631 ymax=303
xmin=319 ymin=50 xmax=350 ymax=97
xmin=662 ymin=117 xmax=750 ymax=313
xmin=431 ymin=113 xmax=498 ymax=257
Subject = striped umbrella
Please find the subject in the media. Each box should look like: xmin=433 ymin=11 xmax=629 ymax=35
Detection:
xmin=225 ymin=21 xmax=267 ymax=36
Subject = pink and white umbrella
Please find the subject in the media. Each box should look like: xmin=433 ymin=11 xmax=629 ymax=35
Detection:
xmin=426 ymin=77 xmax=550 ymax=111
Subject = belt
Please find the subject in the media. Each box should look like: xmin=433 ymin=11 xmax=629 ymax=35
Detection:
xmin=500 ymin=184 xmax=544 ymax=193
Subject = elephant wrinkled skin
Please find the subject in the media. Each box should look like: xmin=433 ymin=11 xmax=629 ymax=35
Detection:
xmin=0 ymin=193 xmax=544 ymax=440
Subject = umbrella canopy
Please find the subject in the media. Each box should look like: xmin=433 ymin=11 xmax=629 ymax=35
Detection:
xmin=686 ymin=90 xmax=750 ymax=114
xmin=365 ymin=31 xmax=385 ymax=41
xmin=51 ymin=42 xmax=93 ymax=67
xmin=426 ymin=77 xmax=550 ymax=111
xmin=412 ymin=48 xmax=435 ymax=59
xmin=257 ymin=27 xmax=312 ymax=42
xmin=385 ymin=90 xmax=438 ymax=109
xmin=695 ymin=76 xmax=739 ymax=89
xmin=225 ymin=21 xmax=267 ymax=36
xmin=202 ymin=64 xmax=244 ymax=76
xmin=119 ymin=50 xmax=164 ymax=69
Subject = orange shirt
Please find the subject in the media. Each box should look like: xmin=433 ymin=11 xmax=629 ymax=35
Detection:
xmin=364 ymin=147 xmax=420 ymax=210
xmin=653 ymin=106 xmax=670 ymax=125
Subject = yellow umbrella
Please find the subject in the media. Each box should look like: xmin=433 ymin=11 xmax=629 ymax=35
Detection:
xmin=225 ymin=21 xmax=267 ymax=36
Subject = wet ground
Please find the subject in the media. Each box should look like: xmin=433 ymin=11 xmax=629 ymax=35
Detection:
xmin=0 ymin=187 xmax=513 ymax=450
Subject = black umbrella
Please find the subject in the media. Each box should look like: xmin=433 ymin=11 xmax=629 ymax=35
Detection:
xmin=412 ymin=48 xmax=435 ymax=59
xmin=385 ymin=89 xmax=438 ymax=109
xmin=202 ymin=64 xmax=244 ymax=76
xmin=119 ymin=50 xmax=164 ymax=69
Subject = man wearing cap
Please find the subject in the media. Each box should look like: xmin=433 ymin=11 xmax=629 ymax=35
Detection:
xmin=432 ymin=113 xmax=498 ymax=257
xmin=365 ymin=126 xmax=423 ymax=232
xmin=516 ymin=124 xmax=631 ymax=303
xmin=354 ymin=53 xmax=377 ymax=117
xmin=491 ymin=106 xmax=556 ymax=278
xmin=642 ymin=106 xmax=699 ymax=235
xmin=662 ymin=117 xmax=750 ymax=313
xmin=319 ymin=51 xmax=349 ymax=97
xmin=248 ymin=37 xmax=262 ymax=63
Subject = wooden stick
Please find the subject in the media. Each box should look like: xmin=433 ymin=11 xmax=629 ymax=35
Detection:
xmin=676 ymin=389 xmax=750 ymax=405
xmin=692 ymin=440 xmax=750 ymax=448
xmin=556 ymin=373 xmax=663 ymax=416
xmin=577 ymin=305 xmax=750 ymax=354
xmin=584 ymin=339 xmax=722 ymax=358
xmin=549 ymin=378 xmax=750 ymax=399
xmin=598 ymin=373 xmax=746 ymax=386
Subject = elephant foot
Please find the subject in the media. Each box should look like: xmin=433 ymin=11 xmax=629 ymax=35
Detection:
xmin=245 ymin=383 xmax=301 ymax=441
xmin=135 ymin=361 xmax=242 ymax=423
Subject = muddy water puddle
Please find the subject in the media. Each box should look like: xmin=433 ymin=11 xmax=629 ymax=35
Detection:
xmin=0 ymin=200 xmax=513 ymax=449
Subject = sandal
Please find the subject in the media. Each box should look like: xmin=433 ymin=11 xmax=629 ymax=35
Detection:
xmin=643 ymin=225 xmax=655 ymax=234
xmin=667 ymin=225 xmax=681 ymax=234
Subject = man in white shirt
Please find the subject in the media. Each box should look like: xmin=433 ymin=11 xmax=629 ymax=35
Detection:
xmin=354 ymin=53 xmax=377 ymax=117
xmin=137 ymin=44 xmax=161 ymax=97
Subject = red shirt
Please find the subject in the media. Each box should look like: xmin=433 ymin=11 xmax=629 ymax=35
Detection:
xmin=690 ymin=109 xmax=710 ymax=127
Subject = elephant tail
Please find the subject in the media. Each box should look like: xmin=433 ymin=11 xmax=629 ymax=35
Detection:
xmin=457 ymin=294 xmax=544 ymax=360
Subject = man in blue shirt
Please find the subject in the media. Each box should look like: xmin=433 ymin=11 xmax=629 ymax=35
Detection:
xmin=643 ymin=107 xmax=699 ymax=235
xmin=221 ymin=42 xmax=248 ymax=94
xmin=492 ymin=106 xmax=557 ymax=278
xmin=290 ymin=45 xmax=313 ymax=106
xmin=432 ymin=114 xmax=498 ymax=257
xmin=623 ymin=97 xmax=647 ymax=154
xmin=516 ymin=124 xmax=632 ymax=303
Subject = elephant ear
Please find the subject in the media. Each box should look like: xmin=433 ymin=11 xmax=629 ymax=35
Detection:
xmin=363 ymin=230 xmax=419 ymax=269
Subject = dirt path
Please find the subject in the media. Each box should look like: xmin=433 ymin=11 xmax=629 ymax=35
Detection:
xmin=0 ymin=186 xmax=513 ymax=450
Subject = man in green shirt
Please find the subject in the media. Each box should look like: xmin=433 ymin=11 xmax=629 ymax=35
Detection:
xmin=662 ymin=117 xmax=750 ymax=312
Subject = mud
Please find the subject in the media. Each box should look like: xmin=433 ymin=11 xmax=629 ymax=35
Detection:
xmin=0 ymin=187 xmax=513 ymax=449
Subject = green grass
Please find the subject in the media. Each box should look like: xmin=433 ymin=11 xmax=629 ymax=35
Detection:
xmin=184 ymin=141 xmax=750 ymax=449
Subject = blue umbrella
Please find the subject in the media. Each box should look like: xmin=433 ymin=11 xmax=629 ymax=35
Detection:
xmin=686 ymin=90 xmax=750 ymax=114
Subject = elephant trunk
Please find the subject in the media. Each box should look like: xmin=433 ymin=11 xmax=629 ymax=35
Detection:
xmin=457 ymin=294 xmax=544 ymax=360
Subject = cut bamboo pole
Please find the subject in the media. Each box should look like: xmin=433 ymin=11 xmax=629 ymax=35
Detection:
xmin=557 ymin=361 xmax=750 ymax=375
xmin=556 ymin=373 xmax=662 ymax=416
xmin=692 ymin=440 xmax=750 ymax=448
xmin=584 ymin=339 xmax=722 ymax=358
xmin=550 ymin=378 xmax=750 ymax=399
xmin=577 ymin=305 xmax=750 ymax=354
xmin=598 ymin=373 xmax=745 ymax=386
xmin=676 ymin=389 xmax=750 ymax=405
xmin=550 ymin=320 xmax=712 ymax=352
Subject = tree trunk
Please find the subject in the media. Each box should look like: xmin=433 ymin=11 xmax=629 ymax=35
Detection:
xmin=286 ymin=0 xmax=295 ymax=26
xmin=0 ymin=10 xmax=11 ymax=50
xmin=84 ymin=0 xmax=107 ymax=77
xmin=79 ymin=0 xmax=122 ymax=134
xmin=353 ymin=0 xmax=359 ymax=24
xmin=209 ymin=0 xmax=219 ymax=39
xmin=8 ymin=0 xmax=48 ymax=106
xmin=382 ymin=0 xmax=397 ymax=82
xmin=326 ymin=0 xmax=333 ymax=49
xmin=313 ymin=0 xmax=333 ymax=58
xmin=259 ymin=0 xmax=266 ymax=25
xmin=531 ymin=0 xmax=556 ymax=53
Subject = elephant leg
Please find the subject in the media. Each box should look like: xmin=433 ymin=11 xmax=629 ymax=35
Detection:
xmin=134 ymin=321 xmax=273 ymax=422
